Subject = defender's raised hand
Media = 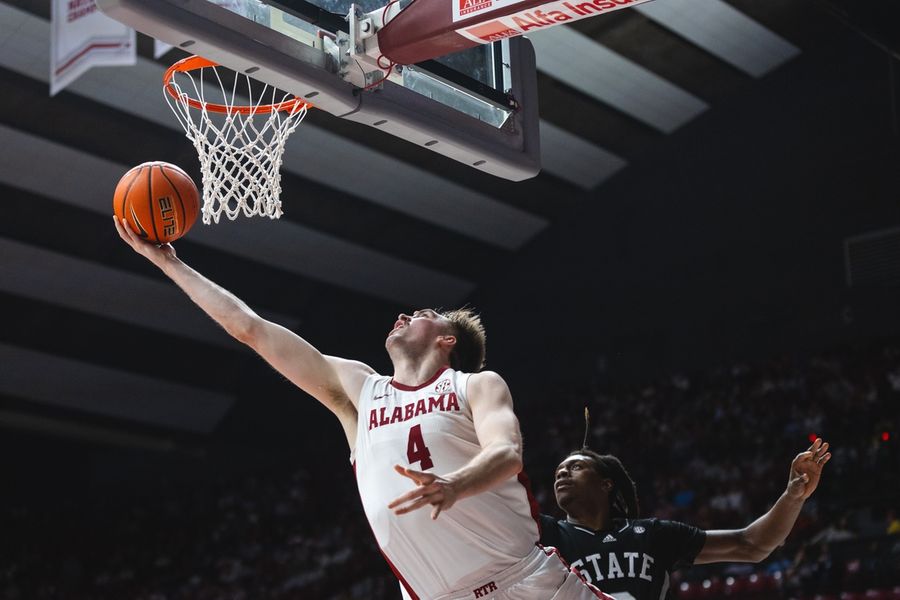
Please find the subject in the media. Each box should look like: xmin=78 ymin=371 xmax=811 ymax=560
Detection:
xmin=786 ymin=438 xmax=831 ymax=501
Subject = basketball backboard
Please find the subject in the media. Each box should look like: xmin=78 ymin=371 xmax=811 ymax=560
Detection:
xmin=95 ymin=0 xmax=540 ymax=181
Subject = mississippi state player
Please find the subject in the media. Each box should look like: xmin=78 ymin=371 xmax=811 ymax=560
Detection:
xmin=114 ymin=219 xmax=610 ymax=599
xmin=542 ymin=440 xmax=831 ymax=600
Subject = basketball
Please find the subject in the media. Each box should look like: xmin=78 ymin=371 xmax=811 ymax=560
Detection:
xmin=113 ymin=161 xmax=200 ymax=244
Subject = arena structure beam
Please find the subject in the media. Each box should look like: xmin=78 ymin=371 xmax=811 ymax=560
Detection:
xmin=377 ymin=0 xmax=656 ymax=65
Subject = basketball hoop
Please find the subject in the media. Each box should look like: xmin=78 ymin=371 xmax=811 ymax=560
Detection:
xmin=163 ymin=56 xmax=310 ymax=224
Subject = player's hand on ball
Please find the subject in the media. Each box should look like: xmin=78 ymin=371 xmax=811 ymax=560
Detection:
xmin=786 ymin=438 xmax=831 ymax=501
xmin=389 ymin=465 xmax=459 ymax=520
xmin=114 ymin=216 xmax=176 ymax=264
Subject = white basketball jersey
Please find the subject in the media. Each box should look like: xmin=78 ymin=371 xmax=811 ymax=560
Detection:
xmin=352 ymin=367 xmax=540 ymax=599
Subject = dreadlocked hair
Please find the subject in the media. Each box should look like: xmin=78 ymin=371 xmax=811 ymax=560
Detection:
xmin=566 ymin=448 xmax=640 ymax=520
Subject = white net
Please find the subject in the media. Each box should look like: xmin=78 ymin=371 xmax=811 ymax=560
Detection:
xmin=164 ymin=61 xmax=308 ymax=224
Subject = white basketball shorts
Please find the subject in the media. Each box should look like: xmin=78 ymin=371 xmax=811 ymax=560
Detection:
xmin=419 ymin=544 xmax=613 ymax=600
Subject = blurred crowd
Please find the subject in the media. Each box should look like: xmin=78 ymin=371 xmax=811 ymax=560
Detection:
xmin=2 ymin=338 xmax=898 ymax=599
xmin=529 ymin=339 xmax=899 ymax=598
xmin=2 ymin=467 xmax=390 ymax=600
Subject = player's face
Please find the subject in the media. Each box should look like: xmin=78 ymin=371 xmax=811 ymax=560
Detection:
xmin=386 ymin=309 xmax=451 ymax=348
xmin=554 ymin=454 xmax=608 ymax=512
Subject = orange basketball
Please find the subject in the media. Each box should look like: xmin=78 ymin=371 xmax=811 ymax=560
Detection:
xmin=113 ymin=161 xmax=200 ymax=244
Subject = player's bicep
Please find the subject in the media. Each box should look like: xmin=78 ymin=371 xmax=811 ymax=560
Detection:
xmin=249 ymin=319 xmax=354 ymax=415
xmin=467 ymin=371 xmax=522 ymax=453
xmin=694 ymin=529 xmax=755 ymax=564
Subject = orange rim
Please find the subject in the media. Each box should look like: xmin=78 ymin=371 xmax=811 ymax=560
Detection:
xmin=164 ymin=55 xmax=312 ymax=114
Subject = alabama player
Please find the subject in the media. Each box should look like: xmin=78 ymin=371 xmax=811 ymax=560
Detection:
xmin=115 ymin=217 xmax=609 ymax=600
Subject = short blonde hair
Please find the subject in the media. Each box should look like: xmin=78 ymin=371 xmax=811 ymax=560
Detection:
xmin=441 ymin=308 xmax=487 ymax=373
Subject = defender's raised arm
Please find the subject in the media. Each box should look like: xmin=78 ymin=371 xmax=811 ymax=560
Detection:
xmin=695 ymin=438 xmax=832 ymax=564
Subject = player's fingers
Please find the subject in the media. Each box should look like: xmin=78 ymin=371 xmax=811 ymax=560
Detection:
xmin=119 ymin=217 xmax=141 ymax=246
xmin=393 ymin=465 xmax=433 ymax=485
xmin=387 ymin=487 xmax=426 ymax=509
xmin=794 ymin=451 xmax=813 ymax=466
xmin=404 ymin=467 xmax=433 ymax=483
xmin=817 ymin=452 xmax=831 ymax=465
xmin=389 ymin=499 xmax=419 ymax=513
xmin=816 ymin=442 xmax=829 ymax=456
xmin=388 ymin=482 xmax=443 ymax=509
xmin=393 ymin=464 xmax=413 ymax=479
xmin=393 ymin=465 xmax=424 ymax=485
xmin=393 ymin=495 xmax=436 ymax=516
xmin=431 ymin=505 xmax=442 ymax=520
xmin=113 ymin=216 xmax=132 ymax=243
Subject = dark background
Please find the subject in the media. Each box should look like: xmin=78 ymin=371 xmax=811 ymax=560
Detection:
xmin=0 ymin=0 xmax=898 ymax=598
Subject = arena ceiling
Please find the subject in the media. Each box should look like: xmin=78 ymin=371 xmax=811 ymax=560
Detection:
xmin=0 ymin=0 xmax=896 ymax=452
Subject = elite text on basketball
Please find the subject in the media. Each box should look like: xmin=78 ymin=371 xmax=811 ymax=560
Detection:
xmin=158 ymin=196 xmax=177 ymax=237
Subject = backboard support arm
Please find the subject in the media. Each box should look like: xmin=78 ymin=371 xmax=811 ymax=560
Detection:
xmin=376 ymin=0 xmax=657 ymax=65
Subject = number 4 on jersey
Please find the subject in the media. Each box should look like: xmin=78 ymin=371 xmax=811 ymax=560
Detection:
xmin=406 ymin=424 xmax=434 ymax=470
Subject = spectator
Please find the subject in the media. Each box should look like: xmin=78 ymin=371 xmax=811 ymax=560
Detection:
xmin=885 ymin=508 xmax=900 ymax=535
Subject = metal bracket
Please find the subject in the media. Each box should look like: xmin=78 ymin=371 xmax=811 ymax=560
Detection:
xmin=342 ymin=2 xmax=403 ymax=89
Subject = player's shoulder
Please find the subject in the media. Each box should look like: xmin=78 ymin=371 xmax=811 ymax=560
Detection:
xmin=540 ymin=515 xmax=593 ymax=537
xmin=611 ymin=517 xmax=671 ymax=537
xmin=539 ymin=514 xmax=569 ymax=546
xmin=467 ymin=369 xmax=505 ymax=383
xmin=619 ymin=517 xmax=657 ymax=531
xmin=466 ymin=370 xmax=511 ymax=396
xmin=540 ymin=513 xmax=565 ymax=529
xmin=353 ymin=365 xmax=389 ymax=397
xmin=622 ymin=517 xmax=701 ymax=540
xmin=325 ymin=355 xmax=379 ymax=377
xmin=322 ymin=356 xmax=380 ymax=408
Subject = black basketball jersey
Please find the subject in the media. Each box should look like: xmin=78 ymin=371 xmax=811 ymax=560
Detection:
xmin=540 ymin=515 xmax=706 ymax=600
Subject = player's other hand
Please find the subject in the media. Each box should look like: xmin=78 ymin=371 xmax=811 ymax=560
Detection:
xmin=114 ymin=216 xmax=176 ymax=264
xmin=388 ymin=464 xmax=459 ymax=520
xmin=786 ymin=438 xmax=831 ymax=501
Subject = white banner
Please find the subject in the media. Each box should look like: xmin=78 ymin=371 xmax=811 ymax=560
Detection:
xmin=51 ymin=0 xmax=135 ymax=96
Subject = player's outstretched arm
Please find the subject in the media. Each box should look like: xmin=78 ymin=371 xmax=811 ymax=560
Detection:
xmin=388 ymin=371 xmax=523 ymax=519
xmin=114 ymin=217 xmax=373 ymax=443
xmin=694 ymin=438 xmax=832 ymax=564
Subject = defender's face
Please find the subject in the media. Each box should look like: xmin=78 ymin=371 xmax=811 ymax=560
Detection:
xmin=386 ymin=309 xmax=450 ymax=348
xmin=554 ymin=454 xmax=607 ymax=512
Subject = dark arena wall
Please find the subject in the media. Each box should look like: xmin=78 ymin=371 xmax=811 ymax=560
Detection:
xmin=475 ymin=20 xmax=900 ymax=387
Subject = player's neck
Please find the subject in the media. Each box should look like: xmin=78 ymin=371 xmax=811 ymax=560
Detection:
xmin=566 ymin=507 xmax=611 ymax=532
xmin=391 ymin=351 xmax=449 ymax=389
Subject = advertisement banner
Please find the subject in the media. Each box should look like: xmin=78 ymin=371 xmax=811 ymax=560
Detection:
xmin=51 ymin=0 xmax=135 ymax=96
xmin=455 ymin=0 xmax=655 ymax=39
xmin=453 ymin=0 xmax=522 ymax=23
